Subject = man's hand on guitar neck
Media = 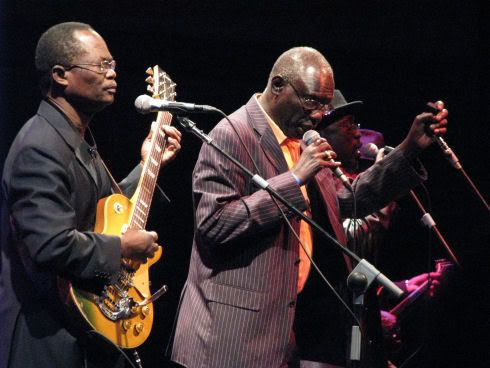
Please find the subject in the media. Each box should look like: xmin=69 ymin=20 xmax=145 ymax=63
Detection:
xmin=141 ymin=124 xmax=182 ymax=166
xmin=120 ymin=229 xmax=159 ymax=262
xmin=405 ymin=271 xmax=442 ymax=297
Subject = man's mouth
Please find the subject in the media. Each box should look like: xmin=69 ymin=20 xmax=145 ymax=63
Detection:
xmin=105 ymin=84 xmax=117 ymax=94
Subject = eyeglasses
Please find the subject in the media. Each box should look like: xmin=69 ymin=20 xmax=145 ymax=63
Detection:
xmin=64 ymin=60 xmax=116 ymax=74
xmin=336 ymin=116 xmax=360 ymax=131
xmin=282 ymin=76 xmax=329 ymax=112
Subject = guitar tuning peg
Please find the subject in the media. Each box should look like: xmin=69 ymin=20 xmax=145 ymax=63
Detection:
xmin=145 ymin=76 xmax=154 ymax=85
xmin=147 ymin=85 xmax=154 ymax=93
xmin=146 ymin=67 xmax=154 ymax=75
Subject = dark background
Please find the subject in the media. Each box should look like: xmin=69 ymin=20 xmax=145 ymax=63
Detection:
xmin=1 ymin=1 xmax=488 ymax=367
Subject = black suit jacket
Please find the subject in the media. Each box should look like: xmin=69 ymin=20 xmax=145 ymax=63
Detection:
xmin=0 ymin=100 xmax=141 ymax=368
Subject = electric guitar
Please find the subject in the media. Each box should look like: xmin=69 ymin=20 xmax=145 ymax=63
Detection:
xmin=389 ymin=258 xmax=453 ymax=317
xmin=60 ymin=66 xmax=177 ymax=348
xmin=383 ymin=258 xmax=453 ymax=354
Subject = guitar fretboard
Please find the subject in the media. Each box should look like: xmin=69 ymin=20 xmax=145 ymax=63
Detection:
xmin=129 ymin=111 xmax=173 ymax=230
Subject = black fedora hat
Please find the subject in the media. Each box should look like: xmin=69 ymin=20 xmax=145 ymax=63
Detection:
xmin=320 ymin=89 xmax=363 ymax=127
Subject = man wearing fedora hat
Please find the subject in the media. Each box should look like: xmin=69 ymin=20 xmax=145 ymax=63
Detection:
xmin=294 ymin=90 xmax=443 ymax=368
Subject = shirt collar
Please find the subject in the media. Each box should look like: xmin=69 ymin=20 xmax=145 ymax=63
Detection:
xmin=254 ymin=93 xmax=296 ymax=146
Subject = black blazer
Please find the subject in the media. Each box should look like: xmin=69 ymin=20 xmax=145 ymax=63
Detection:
xmin=0 ymin=100 xmax=141 ymax=368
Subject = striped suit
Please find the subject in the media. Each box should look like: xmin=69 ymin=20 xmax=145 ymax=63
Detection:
xmin=171 ymin=96 xmax=425 ymax=368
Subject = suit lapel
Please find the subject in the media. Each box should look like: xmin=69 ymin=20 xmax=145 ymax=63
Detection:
xmin=245 ymin=97 xmax=289 ymax=174
xmin=314 ymin=168 xmax=353 ymax=271
xmin=37 ymin=100 xmax=100 ymax=191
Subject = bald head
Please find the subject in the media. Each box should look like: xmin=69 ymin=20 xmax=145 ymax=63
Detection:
xmin=260 ymin=47 xmax=335 ymax=138
xmin=268 ymin=47 xmax=333 ymax=88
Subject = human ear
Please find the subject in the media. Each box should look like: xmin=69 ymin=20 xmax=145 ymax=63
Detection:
xmin=271 ymin=76 xmax=285 ymax=94
xmin=51 ymin=65 xmax=69 ymax=87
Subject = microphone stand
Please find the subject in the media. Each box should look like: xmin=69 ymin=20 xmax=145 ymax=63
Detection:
xmin=424 ymin=103 xmax=489 ymax=213
xmin=382 ymin=144 xmax=461 ymax=266
xmin=435 ymin=137 xmax=489 ymax=213
xmin=409 ymin=189 xmax=461 ymax=267
xmin=177 ymin=116 xmax=403 ymax=367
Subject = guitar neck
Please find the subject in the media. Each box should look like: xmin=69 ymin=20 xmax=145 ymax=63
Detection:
xmin=389 ymin=281 xmax=429 ymax=316
xmin=129 ymin=111 xmax=172 ymax=230
xmin=389 ymin=259 xmax=452 ymax=317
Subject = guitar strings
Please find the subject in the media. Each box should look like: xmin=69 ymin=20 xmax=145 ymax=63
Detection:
xmin=130 ymin=110 xmax=172 ymax=231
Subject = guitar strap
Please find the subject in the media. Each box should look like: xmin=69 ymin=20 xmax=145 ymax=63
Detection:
xmin=98 ymin=157 xmax=123 ymax=195
xmin=85 ymin=127 xmax=123 ymax=195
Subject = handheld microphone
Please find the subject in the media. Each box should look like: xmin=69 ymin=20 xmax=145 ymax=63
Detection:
xmin=303 ymin=130 xmax=352 ymax=190
xmin=425 ymin=102 xmax=462 ymax=170
xmin=360 ymin=143 xmax=395 ymax=159
xmin=134 ymin=95 xmax=218 ymax=115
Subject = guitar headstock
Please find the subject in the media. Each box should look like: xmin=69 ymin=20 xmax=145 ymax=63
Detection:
xmin=145 ymin=65 xmax=176 ymax=102
xmin=435 ymin=258 xmax=454 ymax=273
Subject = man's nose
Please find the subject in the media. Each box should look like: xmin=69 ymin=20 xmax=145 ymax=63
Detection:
xmin=106 ymin=68 xmax=117 ymax=79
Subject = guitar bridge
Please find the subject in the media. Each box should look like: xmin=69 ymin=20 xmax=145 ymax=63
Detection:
xmin=96 ymin=285 xmax=135 ymax=321
xmin=95 ymin=268 xmax=138 ymax=321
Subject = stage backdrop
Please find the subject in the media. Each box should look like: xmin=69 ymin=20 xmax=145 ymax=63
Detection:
xmin=1 ymin=1 xmax=487 ymax=367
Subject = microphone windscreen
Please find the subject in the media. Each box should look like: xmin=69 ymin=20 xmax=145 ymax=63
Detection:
xmin=303 ymin=130 xmax=320 ymax=146
xmin=360 ymin=142 xmax=379 ymax=159
xmin=134 ymin=95 xmax=152 ymax=114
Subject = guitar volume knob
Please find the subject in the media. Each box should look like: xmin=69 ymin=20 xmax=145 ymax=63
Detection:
xmin=122 ymin=320 xmax=132 ymax=331
xmin=135 ymin=323 xmax=144 ymax=335
xmin=141 ymin=305 xmax=150 ymax=317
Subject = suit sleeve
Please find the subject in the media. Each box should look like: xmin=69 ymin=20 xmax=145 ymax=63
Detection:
xmin=118 ymin=163 xmax=143 ymax=197
xmin=7 ymin=145 xmax=121 ymax=282
xmin=193 ymin=123 xmax=307 ymax=247
xmin=338 ymin=147 xmax=427 ymax=219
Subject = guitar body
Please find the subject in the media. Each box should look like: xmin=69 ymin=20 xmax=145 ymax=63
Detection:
xmin=67 ymin=194 xmax=162 ymax=348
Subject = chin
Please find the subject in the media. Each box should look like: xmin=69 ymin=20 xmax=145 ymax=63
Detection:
xmin=89 ymin=100 xmax=113 ymax=114
xmin=293 ymin=126 xmax=309 ymax=138
xmin=101 ymin=97 xmax=115 ymax=107
xmin=291 ymin=130 xmax=304 ymax=139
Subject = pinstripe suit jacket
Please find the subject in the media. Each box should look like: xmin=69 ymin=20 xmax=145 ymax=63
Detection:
xmin=171 ymin=96 xmax=425 ymax=368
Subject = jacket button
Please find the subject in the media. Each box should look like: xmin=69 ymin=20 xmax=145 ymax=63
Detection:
xmin=289 ymin=301 xmax=296 ymax=308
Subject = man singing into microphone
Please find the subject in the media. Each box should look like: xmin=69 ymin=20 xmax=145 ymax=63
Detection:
xmin=170 ymin=46 xmax=447 ymax=368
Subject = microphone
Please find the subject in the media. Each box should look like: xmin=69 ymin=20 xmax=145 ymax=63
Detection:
xmin=303 ymin=130 xmax=352 ymax=190
xmin=360 ymin=142 xmax=379 ymax=159
xmin=134 ymin=94 xmax=218 ymax=115
xmin=425 ymin=102 xmax=462 ymax=170
xmin=360 ymin=143 xmax=394 ymax=159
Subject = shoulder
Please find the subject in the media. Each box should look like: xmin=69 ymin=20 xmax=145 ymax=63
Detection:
xmin=210 ymin=104 xmax=253 ymax=141
xmin=4 ymin=115 xmax=73 ymax=177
